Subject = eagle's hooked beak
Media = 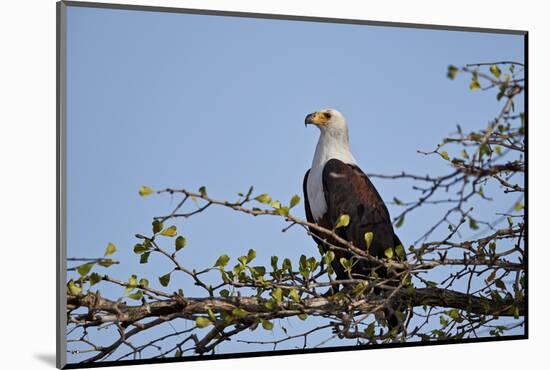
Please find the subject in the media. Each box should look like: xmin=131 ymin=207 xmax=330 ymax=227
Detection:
xmin=305 ymin=113 xmax=314 ymax=127
xmin=305 ymin=112 xmax=329 ymax=127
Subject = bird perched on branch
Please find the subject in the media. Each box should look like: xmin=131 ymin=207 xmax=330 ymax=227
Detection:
xmin=303 ymin=108 xmax=404 ymax=327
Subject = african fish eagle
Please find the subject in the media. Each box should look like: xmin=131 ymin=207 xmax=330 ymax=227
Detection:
xmin=303 ymin=108 xmax=404 ymax=287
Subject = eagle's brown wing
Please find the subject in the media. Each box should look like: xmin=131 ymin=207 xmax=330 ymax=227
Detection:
xmin=303 ymin=159 xmax=402 ymax=280
xmin=305 ymin=160 xmax=405 ymax=328
xmin=322 ymin=158 xmax=403 ymax=280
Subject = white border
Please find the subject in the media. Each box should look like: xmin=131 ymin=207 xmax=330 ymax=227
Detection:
xmin=1 ymin=1 xmax=547 ymax=369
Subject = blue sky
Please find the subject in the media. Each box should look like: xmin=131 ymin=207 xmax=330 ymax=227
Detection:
xmin=66 ymin=5 xmax=524 ymax=363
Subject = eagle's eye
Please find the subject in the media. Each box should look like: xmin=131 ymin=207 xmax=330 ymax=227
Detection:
xmin=323 ymin=112 xmax=332 ymax=119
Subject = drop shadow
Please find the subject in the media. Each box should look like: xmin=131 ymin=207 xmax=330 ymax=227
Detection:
xmin=34 ymin=353 xmax=57 ymax=367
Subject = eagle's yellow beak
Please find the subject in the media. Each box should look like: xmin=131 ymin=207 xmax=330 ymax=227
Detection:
xmin=305 ymin=112 xmax=330 ymax=127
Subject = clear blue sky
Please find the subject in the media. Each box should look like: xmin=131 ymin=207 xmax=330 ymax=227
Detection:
xmin=66 ymin=5 xmax=524 ymax=363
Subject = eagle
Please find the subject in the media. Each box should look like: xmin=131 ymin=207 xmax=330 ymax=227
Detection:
xmin=303 ymin=108 xmax=404 ymax=302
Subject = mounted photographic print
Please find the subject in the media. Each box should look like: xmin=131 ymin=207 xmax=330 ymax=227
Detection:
xmin=57 ymin=1 xmax=528 ymax=368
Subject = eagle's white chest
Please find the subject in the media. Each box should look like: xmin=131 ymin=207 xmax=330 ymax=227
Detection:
xmin=306 ymin=131 xmax=357 ymax=221
xmin=306 ymin=165 xmax=327 ymax=221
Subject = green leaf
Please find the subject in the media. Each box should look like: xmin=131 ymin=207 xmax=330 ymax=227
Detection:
xmin=133 ymin=243 xmax=147 ymax=254
xmin=469 ymin=217 xmax=479 ymax=230
xmin=395 ymin=244 xmax=405 ymax=260
xmin=127 ymin=290 xmax=143 ymax=300
xmin=395 ymin=214 xmax=405 ymax=228
xmin=480 ymin=143 xmax=491 ymax=156
xmin=393 ymin=197 xmax=404 ymax=206
xmin=339 ymin=257 xmax=351 ymax=272
xmin=478 ymin=186 xmax=485 ymax=197
xmin=384 ymin=247 xmax=394 ymax=259
xmin=264 ymin=299 xmax=276 ymax=311
xmin=152 ymin=220 xmax=163 ymax=234
xmin=160 ymin=225 xmax=177 ymax=237
xmin=251 ymin=265 xmax=266 ymax=278
xmin=334 ymin=214 xmax=350 ymax=229
xmin=271 ymin=200 xmax=281 ymax=209
xmin=139 ymin=185 xmax=154 ymax=196
xmin=364 ymin=323 xmax=375 ymax=337
xmin=174 ymin=350 xmax=182 ymax=358
xmin=306 ymin=257 xmax=318 ymax=272
xmin=260 ymin=319 xmax=274 ymax=330
xmin=495 ymin=279 xmax=506 ymax=290
xmin=298 ymin=313 xmax=308 ymax=321
xmin=282 ymin=258 xmax=292 ymax=271
xmin=198 ymin=186 xmax=207 ymax=197
xmin=236 ymin=257 xmax=247 ymax=269
xmin=271 ymin=287 xmax=283 ymax=302
xmin=274 ymin=206 xmax=289 ymax=216
xmin=221 ymin=311 xmax=234 ymax=324
xmin=270 ymin=256 xmax=278 ymax=270
xmin=195 ymin=317 xmax=212 ymax=328
xmin=218 ymin=269 xmax=228 ymax=284
xmin=215 ymin=254 xmax=230 ymax=268
xmin=254 ymin=193 xmax=272 ymax=204
xmin=67 ymin=280 xmax=82 ymax=295
xmin=97 ymin=258 xmax=115 ymax=267
xmin=139 ymin=278 xmax=149 ymax=288
xmin=352 ymin=282 xmax=368 ymax=296
xmin=246 ymin=248 xmax=257 ymax=263
xmin=76 ymin=262 xmax=95 ymax=277
xmin=441 ymin=151 xmax=450 ymax=161
xmin=104 ymin=242 xmax=116 ymax=256
xmin=290 ymin=194 xmax=300 ymax=209
xmin=440 ymin=315 xmax=449 ymax=326
xmin=507 ymin=216 xmax=514 ymax=228
xmin=289 ymin=288 xmax=300 ymax=302
xmin=159 ymin=273 xmax=171 ymax=287
xmin=447 ymin=65 xmax=459 ymax=80
xmin=175 ymin=236 xmax=187 ymax=251
xmin=127 ymin=274 xmax=138 ymax=290
xmin=514 ymin=202 xmax=524 ymax=212
xmin=89 ymin=272 xmax=102 ymax=287
xmin=364 ymin=232 xmax=374 ymax=249
xmin=490 ymin=64 xmax=502 ymax=78
xmin=324 ymin=250 xmax=335 ymax=264
xmin=219 ymin=289 xmax=230 ymax=297
xmin=207 ymin=308 xmax=216 ymax=322
xmin=486 ymin=270 xmax=497 ymax=283
xmin=140 ymin=251 xmax=151 ymax=264
xmin=448 ymin=309 xmax=460 ymax=320
xmin=232 ymin=307 xmax=249 ymax=317
xmin=469 ymin=79 xmax=481 ymax=91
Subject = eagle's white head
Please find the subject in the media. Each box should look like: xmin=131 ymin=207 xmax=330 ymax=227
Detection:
xmin=305 ymin=108 xmax=355 ymax=162
xmin=305 ymin=108 xmax=348 ymax=139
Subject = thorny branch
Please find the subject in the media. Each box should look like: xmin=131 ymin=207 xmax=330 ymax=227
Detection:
xmin=66 ymin=62 xmax=525 ymax=363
